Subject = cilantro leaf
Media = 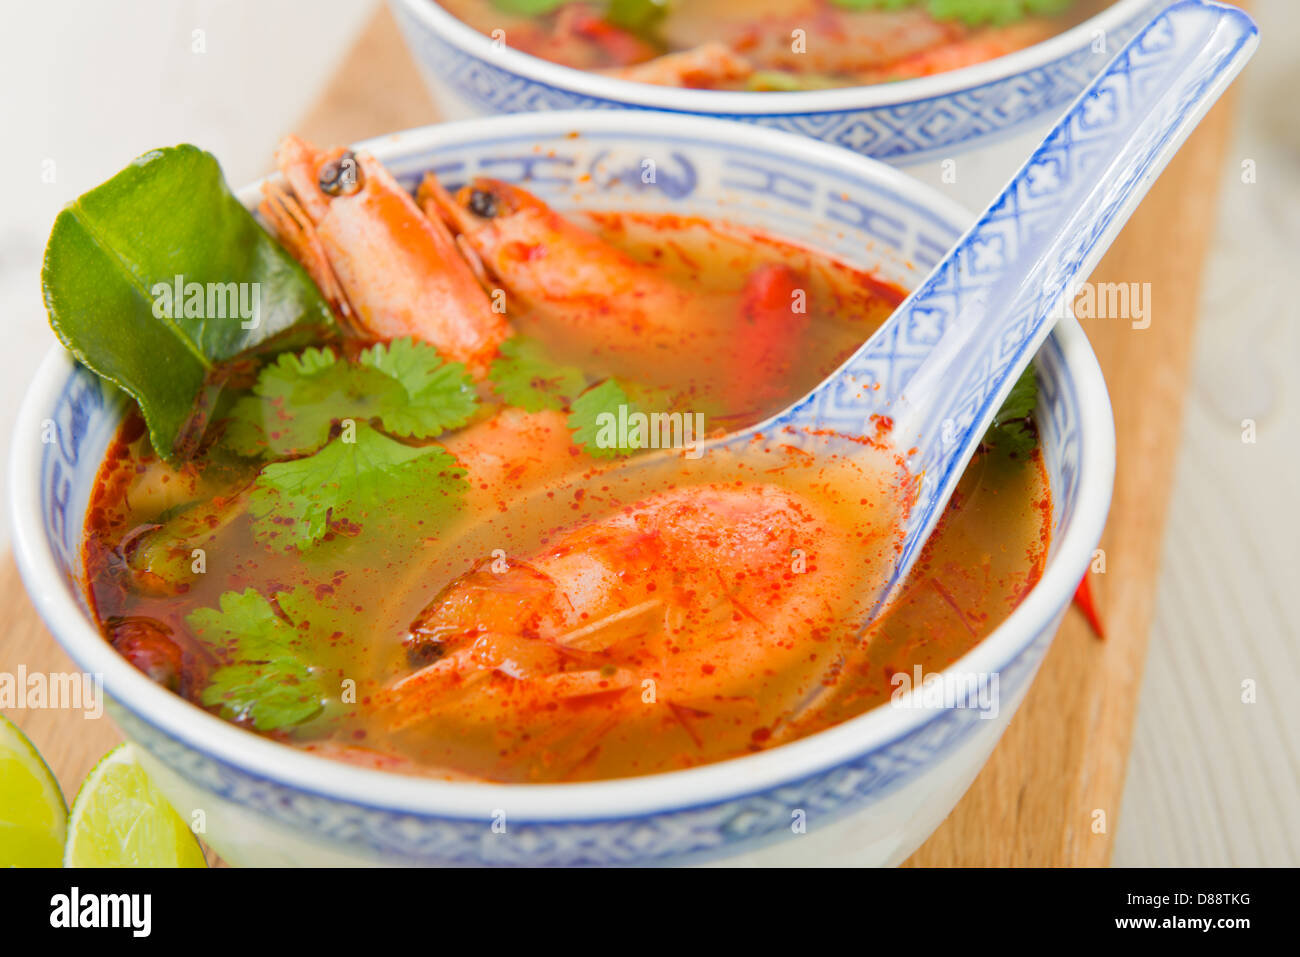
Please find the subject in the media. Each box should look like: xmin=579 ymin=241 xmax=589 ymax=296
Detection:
xmin=357 ymin=338 xmax=477 ymax=438
xmin=248 ymin=423 xmax=467 ymax=550
xmin=223 ymin=347 xmax=401 ymax=458
xmin=224 ymin=339 xmax=478 ymax=458
xmin=488 ymin=337 xmax=587 ymax=412
xmin=568 ymin=378 xmax=639 ymax=459
xmin=187 ymin=588 xmax=328 ymax=731
xmin=981 ymin=364 xmax=1038 ymax=456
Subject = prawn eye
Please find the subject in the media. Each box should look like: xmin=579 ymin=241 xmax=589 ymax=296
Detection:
xmin=405 ymin=640 xmax=446 ymax=669
xmin=467 ymin=188 xmax=499 ymax=219
xmin=319 ymin=150 xmax=363 ymax=196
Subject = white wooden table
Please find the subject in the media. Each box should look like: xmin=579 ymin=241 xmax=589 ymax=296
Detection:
xmin=1113 ymin=1 xmax=1300 ymax=861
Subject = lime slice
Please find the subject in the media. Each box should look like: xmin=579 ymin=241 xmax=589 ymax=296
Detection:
xmin=0 ymin=714 xmax=68 ymax=866
xmin=64 ymin=744 xmax=206 ymax=868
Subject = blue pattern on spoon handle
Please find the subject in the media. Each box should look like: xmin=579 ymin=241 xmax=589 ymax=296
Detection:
xmin=745 ymin=0 xmax=1257 ymax=618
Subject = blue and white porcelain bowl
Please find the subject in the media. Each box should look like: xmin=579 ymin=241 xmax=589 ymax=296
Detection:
xmin=10 ymin=111 xmax=1114 ymax=867
xmin=390 ymin=0 xmax=1168 ymax=207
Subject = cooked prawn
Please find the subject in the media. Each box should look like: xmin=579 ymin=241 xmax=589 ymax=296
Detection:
xmin=418 ymin=174 xmax=705 ymax=345
xmin=421 ymin=175 xmax=813 ymax=375
xmin=441 ymin=406 xmax=588 ymax=514
xmin=602 ymin=42 xmax=754 ymax=88
xmin=871 ymin=22 xmax=1058 ymax=81
xmin=652 ymin=3 xmax=957 ymax=77
xmin=260 ymin=135 xmax=508 ymax=369
xmin=383 ymin=482 xmax=862 ymax=733
xmin=420 ymin=174 xmax=822 ymax=415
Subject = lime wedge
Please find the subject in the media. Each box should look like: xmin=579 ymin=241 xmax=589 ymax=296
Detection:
xmin=0 ymin=714 xmax=68 ymax=866
xmin=64 ymin=744 xmax=206 ymax=868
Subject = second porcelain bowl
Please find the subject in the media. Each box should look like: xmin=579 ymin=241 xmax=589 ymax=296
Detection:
xmin=390 ymin=0 xmax=1168 ymax=205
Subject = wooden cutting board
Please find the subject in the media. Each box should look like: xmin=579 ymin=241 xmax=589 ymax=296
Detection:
xmin=1 ymin=5 xmax=1244 ymax=866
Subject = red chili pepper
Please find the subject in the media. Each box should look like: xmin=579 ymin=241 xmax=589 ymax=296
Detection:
xmin=728 ymin=263 xmax=811 ymax=407
xmin=1073 ymin=573 xmax=1105 ymax=640
xmin=566 ymin=7 xmax=657 ymax=67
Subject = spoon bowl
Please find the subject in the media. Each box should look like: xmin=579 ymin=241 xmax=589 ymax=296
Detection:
xmin=717 ymin=0 xmax=1257 ymax=620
